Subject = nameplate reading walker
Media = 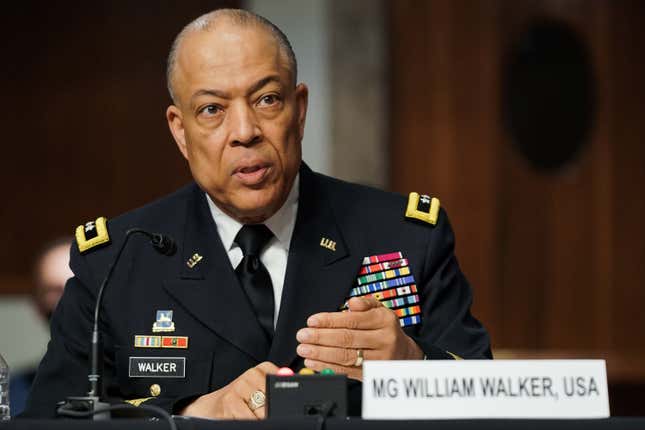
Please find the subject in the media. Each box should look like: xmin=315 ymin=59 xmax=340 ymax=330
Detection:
xmin=362 ymin=360 xmax=609 ymax=419
xmin=129 ymin=357 xmax=186 ymax=378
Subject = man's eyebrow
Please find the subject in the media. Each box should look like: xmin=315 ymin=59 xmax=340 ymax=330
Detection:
xmin=190 ymin=89 xmax=230 ymax=104
xmin=246 ymin=75 xmax=282 ymax=96
xmin=189 ymin=76 xmax=283 ymax=105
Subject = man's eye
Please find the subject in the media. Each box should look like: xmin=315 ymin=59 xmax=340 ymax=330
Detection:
xmin=258 ymin=94 xmax=280 ymax=106
xmin=199 ymin=105 xmax=221 ymax=116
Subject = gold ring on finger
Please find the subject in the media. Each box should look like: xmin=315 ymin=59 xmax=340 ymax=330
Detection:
xmin=354 ymin=349 xmax=364 ymax=367
xmin=248 ymin=390 xmax=266 ymax=411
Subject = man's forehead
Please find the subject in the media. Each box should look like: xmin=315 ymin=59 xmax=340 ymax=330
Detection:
xmin=175 ymin=23 xmax=286 ymax=93
xmin=187 ymin=23 xmax=276 ymax=57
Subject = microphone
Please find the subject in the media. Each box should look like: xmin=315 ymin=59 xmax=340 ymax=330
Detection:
xmin=150 ymin=232 xmax=177 ymax=256
xmin=58 ymin=228 xmax=176 ymax=419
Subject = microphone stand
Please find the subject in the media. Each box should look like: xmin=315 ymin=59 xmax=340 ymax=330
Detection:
xmin=57 ymin=228 xmax=175 ymax=420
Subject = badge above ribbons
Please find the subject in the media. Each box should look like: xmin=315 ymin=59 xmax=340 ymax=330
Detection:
xmin=343 ymin=252 xmax=422 ymax=327
xmin=152 ymin=310 xmax=175 ymax=333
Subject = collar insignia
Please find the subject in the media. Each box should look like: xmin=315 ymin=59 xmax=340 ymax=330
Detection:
xmin=186 ymin=253 xmax=203 ymax=268
xmin=320 ymin=237 xmax=337 ymax=251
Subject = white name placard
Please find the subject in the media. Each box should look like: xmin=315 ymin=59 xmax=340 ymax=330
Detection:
xmin=362 ymin=360 xmax=609 ymax=419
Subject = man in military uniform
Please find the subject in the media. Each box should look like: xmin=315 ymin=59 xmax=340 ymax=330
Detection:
xmin=23 ymin=9 xmax=490 ymax=419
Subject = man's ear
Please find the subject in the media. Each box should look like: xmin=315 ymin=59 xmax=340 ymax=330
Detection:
xmin=166 ymin=105 xmax=188 ymax=160
xmin=294 ymin=83 xmax=309 ymax=141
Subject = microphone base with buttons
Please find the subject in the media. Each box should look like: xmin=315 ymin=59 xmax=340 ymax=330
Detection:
xmin=267 ymin=374 xmax=347 ymax=418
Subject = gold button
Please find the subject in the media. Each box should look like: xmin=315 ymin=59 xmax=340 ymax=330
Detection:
xmin=150 ymin=384 xmax=161 ymax=397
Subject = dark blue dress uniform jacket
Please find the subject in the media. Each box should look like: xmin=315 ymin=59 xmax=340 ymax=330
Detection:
xmin=22 ymin=164 xmax=491 ymax=417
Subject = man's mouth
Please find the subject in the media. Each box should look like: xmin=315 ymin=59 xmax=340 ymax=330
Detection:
xmin=233 ymin=163 xmax=271 ymax=185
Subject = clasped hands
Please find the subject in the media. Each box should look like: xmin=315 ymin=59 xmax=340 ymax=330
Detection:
xmin=181 ymin=296 xmax=422 ymax=419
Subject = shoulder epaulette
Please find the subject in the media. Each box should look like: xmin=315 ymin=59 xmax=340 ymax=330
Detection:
xmin=75 ymin=216 xmax=110 ymax=253
xmin=405 ymin=192 xmax=440 ymax=225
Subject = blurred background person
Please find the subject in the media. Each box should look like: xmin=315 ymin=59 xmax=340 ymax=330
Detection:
xmin=9 ymin=238 xmax=72 ymax=416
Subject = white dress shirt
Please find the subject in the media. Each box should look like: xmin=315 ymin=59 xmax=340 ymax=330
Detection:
xmin=205 ymin=174 xmax=299 ymax=327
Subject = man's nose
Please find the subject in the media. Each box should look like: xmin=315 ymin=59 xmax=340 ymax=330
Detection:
xmin=228 ymin=102 xmax=261 ymax=146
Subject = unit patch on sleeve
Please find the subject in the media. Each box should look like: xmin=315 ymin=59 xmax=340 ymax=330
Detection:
xmin=405 ymin=192 xmax=440 ymax=225
xmin=75 ymin=216 xmax=110 ymax=253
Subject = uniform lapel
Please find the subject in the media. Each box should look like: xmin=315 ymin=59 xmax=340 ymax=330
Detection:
xmin=268 ymin=165 xmax=360 ymax=366
xmin=163 ymin=185 xmax=271 ymax=362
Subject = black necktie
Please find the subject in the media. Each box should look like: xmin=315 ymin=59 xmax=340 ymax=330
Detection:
xmin=235 ymin=224 xmax=275 ymax=341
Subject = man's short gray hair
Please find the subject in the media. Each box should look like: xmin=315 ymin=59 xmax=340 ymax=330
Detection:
xmin=166 ymin=8 xmax=298 ymax=103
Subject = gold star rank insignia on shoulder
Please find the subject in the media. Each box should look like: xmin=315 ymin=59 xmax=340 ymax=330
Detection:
xmin=75 ymin=216 xmax=110 ymax=253
xmin=405 ymin=192 xmax=440 ymax=225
